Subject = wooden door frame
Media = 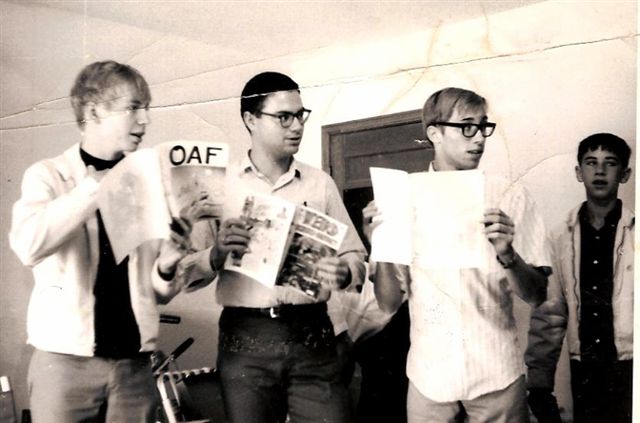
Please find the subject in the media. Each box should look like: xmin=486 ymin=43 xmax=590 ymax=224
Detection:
xmin=321 ymin=109 xmax=423 ymax=193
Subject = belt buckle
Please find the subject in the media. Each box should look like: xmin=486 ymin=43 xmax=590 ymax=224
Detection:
xmin=269 ymin=307 xmax=280 ymax=319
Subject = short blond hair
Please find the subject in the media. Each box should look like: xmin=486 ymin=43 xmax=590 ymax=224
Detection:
xmin=422 ymin=87 xmax=487 ymax=141
xmin=70 ymin=61 xmax=151 ymax=128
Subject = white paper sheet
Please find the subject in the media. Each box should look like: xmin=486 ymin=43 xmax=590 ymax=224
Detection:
xmin=98 ymin=141 xmax=229 ymax=263
xmin=97 ymin=149 xmax=170 ymax=263
xmin=369 ymin=167 xmax=485 ymax=268
xmin=409 ymin=169 xmax=485 ymax=269
xmin=369 ymin=167 xmax=412 ymax=265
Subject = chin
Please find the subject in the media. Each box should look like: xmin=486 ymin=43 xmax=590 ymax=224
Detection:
xmin=460 ymin=162 xmax=480 ymax=170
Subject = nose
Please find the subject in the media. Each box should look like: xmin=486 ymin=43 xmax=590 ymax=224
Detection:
xmin=595 ymin=162 xmax=606 ymax=174
xmin=471 ymin=130 xmax=485 ymax=144
xmin=137 ymin=108 xmax=151 ymax=125
xmin=289 ymin=115 xmax=304 ymax=132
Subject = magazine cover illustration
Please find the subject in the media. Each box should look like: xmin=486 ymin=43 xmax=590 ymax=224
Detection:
xmin=278 ymin=206 xmax=347 ymax=298
xmin=98 ymin=140 xmax=228 ymax=263
xmin=223 ymin=194 xmax=296 ymax=287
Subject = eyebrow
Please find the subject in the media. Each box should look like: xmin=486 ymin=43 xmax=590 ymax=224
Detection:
xmin=460 ymin=116 xmax=488 ymax=122
xmin=583 ymin=155 xmax=620 ymax=161
xmin=270 ymin=108 xmax=305 ymax=114
xmin=130 ymin=99 xmax=150 ymax=108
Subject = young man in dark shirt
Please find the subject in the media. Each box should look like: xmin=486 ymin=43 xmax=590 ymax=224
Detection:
xmin=526 ymin=133 xmax=634 ymax=422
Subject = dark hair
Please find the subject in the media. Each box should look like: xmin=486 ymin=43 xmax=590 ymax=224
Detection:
xmin=240 ymin=72 xmax=299 ymax=127
xmin=577 ymin=133 xmax=631 ymax=168
xmin=422 ymin=87 xmax=487 ymax=141
xmin=70 ymin=60 xmax=151 ymax=128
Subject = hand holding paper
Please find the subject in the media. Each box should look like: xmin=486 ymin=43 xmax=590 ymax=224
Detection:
xmin=213 ymin=217 xmax=251 ymax=269
xmin=482 ymin=208 xmax=515 ymax=257
xmin=361 ymin=200 xmax=382 ymax=244
xmin=315 ymin=256 xmax=350 ymax=290
xmin=157 ymin=217 xmax=193 ymax=278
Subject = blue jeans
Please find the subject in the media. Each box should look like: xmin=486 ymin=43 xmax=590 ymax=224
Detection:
xmin=28 ymin=349 xmax=157 ymax=423
xmin=217 ymin=304 xmax=349 ymax=423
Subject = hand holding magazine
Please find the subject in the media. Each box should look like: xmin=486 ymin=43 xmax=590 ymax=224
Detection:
xmin=97 ymin=140 xmax=228 ymax=263
xmin=224 ymin=194 xmax=348 ymax=298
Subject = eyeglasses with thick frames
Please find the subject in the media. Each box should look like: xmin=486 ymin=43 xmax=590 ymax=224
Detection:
xmin=257 ymin=108 xmax=312 ymax=128
xmin=433 ymin=121 xmax=496 ymax=138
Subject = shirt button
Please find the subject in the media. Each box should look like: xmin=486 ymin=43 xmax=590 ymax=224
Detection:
xmin=595 ymin=339 xmax=601 ymax=343
xmin=593 ymin=312 xmax=598 ymax=317
xmin=593 ymin=260 xmax=599 ymax=264
xmin=593 ymin=286 xmax=598 ymax=290
xmin=595 ymin=236 xmax=600 ymax=240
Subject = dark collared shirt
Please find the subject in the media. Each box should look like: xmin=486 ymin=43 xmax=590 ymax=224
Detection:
xmin=578 ymin=200 xmax=621 ymax=362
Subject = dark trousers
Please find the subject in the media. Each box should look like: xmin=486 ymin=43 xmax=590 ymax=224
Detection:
xmin=570 ymin=359 xmax=632 ymax=423
xmin=217 ymin=304 xmax=349 ymax=423
xmin=354 ymin=300 xmax=410 ymax=423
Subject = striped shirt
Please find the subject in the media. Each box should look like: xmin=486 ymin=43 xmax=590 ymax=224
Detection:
xmin=405 ymin=172 xmax=550 ymax=402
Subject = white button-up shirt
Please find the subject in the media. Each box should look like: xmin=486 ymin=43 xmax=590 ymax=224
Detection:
xmin=404 ymin=174 xmax=550 ymax=402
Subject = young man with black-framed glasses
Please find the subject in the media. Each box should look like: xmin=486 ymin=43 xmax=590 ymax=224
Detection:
xmin=363 ymin=87 xmax=551 ymax=422
xmin=182 ymin=71 xmax=366 ymax=423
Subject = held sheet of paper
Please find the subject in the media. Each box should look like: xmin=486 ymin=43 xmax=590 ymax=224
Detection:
xmin=370 ymin=167 xmax=485 ymax=269
xmin=98 ymin=140 xmax=228 ymax=263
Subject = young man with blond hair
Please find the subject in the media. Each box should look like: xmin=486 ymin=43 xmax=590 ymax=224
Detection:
xmin=10 ymin=60 xmax=191 ymax=423
xmin=365 ymin=87 xmax=551 ymax=422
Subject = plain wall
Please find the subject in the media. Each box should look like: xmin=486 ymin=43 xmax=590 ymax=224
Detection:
xmin=1 ymin=0 xmax=636 ymax=417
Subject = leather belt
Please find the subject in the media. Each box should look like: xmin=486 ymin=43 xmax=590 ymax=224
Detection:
xmin=223 ymin=302 xmax=327 ymax=320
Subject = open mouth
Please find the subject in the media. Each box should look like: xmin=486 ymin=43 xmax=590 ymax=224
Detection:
xmin=468 ymin=149 xmax=484 ymax=156
xmin=131 ymin=133 xmax=144 ymax=142
xmin=592 ymin=180 xmax=608 ymax=187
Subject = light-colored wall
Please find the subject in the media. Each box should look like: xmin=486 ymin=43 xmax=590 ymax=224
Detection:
xmin=1 ymin=0 xmax=636 ymax=417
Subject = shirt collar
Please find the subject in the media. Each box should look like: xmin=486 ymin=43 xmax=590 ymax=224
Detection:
xmin=578 ymin=199 xmax=623 ymax=227
xmin=239 ymin=150 xmax=302 ymax=179
xmin=79 ymin=147 xmax=123 ymax=171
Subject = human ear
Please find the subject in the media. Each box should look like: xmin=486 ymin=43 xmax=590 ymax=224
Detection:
xmin=575 ymin=165 xmax=584 ymax=183
xmin=243 ymin=111 xmax=256 ymax=132
xmin=426 ymin=125 xmax=441 ymax=145
xmin=83 ymin=102 xmax=100 ymax=124
xmin=620 ymin=167 xmax=632 ymax=184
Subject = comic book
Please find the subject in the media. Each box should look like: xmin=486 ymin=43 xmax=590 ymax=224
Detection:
xmin=98 ymin=140 xmax=228 ymax=263
xmin=224 ymin=194 xmax=348 ymax=298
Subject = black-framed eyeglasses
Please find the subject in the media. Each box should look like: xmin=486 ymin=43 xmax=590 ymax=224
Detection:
xmin=432 ymin=121 xmax=496 ymax=138
xmin=257 ymin=108 xmax=312 ymax=128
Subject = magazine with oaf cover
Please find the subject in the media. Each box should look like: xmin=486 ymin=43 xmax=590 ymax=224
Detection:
xmin=97 ymin=140 xmax=228 ymax=263
xmin=224 ymin=194 xmax=348 ymax=298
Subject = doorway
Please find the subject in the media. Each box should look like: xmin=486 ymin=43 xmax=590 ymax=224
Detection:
xmin=321 ymin=109 xmax=433 ymax=251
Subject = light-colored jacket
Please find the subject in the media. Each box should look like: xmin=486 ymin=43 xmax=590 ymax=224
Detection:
xmin=9 ymin=144 xmax=181 ymax=356
xmin=526 ymin=202 xmax=634 ymax=389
